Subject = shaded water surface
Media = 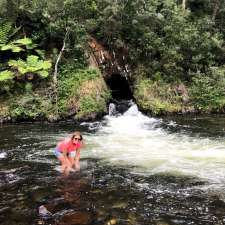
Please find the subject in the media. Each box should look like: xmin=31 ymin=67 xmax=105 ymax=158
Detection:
xmin=1 ymin=106 xmax=225 ymax=225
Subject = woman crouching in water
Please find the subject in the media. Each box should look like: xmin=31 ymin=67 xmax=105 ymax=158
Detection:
xmin=54 ymin=131 xmax=83 ymax=175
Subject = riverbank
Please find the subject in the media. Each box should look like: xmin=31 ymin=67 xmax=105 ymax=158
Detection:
xmin=134 ymin=78 xmax=225 ymax=116
xmin=1 ymin=49 xmax=225 ymax=124
xmin=0 ymin=68 xmax=111 ymax=123
xmin=1 ymin=77 xmax=225 ymax=124
xmin=1 ymin=0 xmax=225 ymax=123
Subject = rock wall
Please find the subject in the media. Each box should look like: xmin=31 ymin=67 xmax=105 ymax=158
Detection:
xmin=88 ymin=37 xmax=130 ymax=80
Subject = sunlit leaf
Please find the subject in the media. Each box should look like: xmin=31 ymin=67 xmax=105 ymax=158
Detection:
xmin=0 ymin=70 xmax=14 ymax=81
xmin=8 ymin=55 xmax=51 ymax=78
xmin=1 ymin=44 xmax=24 ymax=52
xmin=13 ymin=38 xmax=33 ymax=46
xmin=38 ymin=70 xmax=49 ymax=78
xmin=42 ymin=61 xmax=52 ymax=70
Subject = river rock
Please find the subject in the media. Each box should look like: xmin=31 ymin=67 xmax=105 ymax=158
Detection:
xmin=176 ymin=83 xmax=189 ymax=103
xmin=106 ymin=218 xmax=117 ymax=225
xmin=127 ymin=212 xmax=138 ymax=225
xmin=47 ymin=114 xmax=60 ymax=122
xmin=60 ymin=211 xmax=92 ymax=225
xmin=112 ymin=201 xmax=127 ymax=209
xmin=155 ymin=221 xmax=169 ymax=225
xmin=37 ymin=219 xmax=45 ymax=225
xmin=33 ymin=190 xmax=49 ymax=203
xmin=38 ymin=205 xmax=53 ymax=218
xmin=0 ymin=206 xmax=10 ymax=214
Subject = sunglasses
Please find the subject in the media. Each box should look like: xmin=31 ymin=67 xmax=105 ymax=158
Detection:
xmin=74 ymin=137 xmax=81 ymax=141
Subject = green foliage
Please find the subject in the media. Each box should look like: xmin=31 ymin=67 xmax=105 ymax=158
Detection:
xmin=58 ymin=67 xmax=100 ymax=103
xmin=2 ymin=0 xmax=225 ymax=119
xmin=90 ymin=0 xmax=225 ymax=82
xmin=0 ymin=70 xmax=14 ymax=81
xmin=76 ymin=95 xmax=105 ymax=119
xmin=134 ymin=79 xmax=182 ymax=115
xmin=1 ymin=37 xmax=35 ymax=52
xmin=25 ymin=83 xmax=33 ymax=93
xmin=9 ymin=93 xmax=54 ymax=120
xmin=0 ymin=22 xmax=12 ymax=44
xmin=0 ymin=22 xmax=34 ymax=53
xmin=190 ymin=67 xmax=225 ymax=112
xmin=0 ymin=20 xmax=50 ymax=94
xmin=13 ymin=38 xmax=32 ymax=46
xmin=8 ymin=55 xmax=52 ymax=78
xmin=0 ymin=70 xmax=14 ymax=93
xmin=58 ymin=65 xmax=110 ymax=118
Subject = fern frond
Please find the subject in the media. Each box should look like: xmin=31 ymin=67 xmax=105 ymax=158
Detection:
xmin=8 ymin=55 xmax=52 ymax=77
xmin=1 ymin=44 xmax=24 ymax=52
xmin=8 ymin=26 xmax=21 ymax=40
xmin=0 ymin=22 xmax=12 ymax=44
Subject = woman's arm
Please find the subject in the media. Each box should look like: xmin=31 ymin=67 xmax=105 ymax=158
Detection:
xmin=75 ymin=148 xmax=80 ymax=161
xmin=62 ymin=148 xmax=67 ymax=157
xmin=74 ymin=148 xmax=81 ymax=170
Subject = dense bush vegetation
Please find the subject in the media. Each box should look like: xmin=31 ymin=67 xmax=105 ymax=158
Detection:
xmin=58 ymin=65 xmax=110 ymax=119
xmin=1 ymin=0 xmax=225 ymax=120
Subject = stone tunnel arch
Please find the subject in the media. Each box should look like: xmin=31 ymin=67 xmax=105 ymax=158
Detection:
xmin=106 ymin=74 xmax=134 ymax=101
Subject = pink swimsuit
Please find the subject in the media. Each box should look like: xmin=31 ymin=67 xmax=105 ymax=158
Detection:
xmin=57 ymin=138 xmax=81 ymax=153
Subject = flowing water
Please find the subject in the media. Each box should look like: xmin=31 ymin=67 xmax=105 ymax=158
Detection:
xmin=1 ymin=103 xmax=225 ymax=225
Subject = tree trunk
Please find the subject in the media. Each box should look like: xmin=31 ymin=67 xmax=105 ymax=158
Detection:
xmin=53 ymin=29 xmax=69 ymax=114
xmin=182 ymin=0 xmax=186 ymax=11
xmin=212 ymin=0 xmax=220 ymax=21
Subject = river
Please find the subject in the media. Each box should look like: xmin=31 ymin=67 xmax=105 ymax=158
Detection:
xmin=0 ymin=103 xmax=225 ymax=225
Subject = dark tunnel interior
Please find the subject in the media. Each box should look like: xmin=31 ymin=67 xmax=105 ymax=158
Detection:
xmin=106 ymin=74 xmax=133 ymax=101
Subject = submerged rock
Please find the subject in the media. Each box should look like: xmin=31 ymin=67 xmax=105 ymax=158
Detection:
xmin=155 ymin=221 xmax=169 ymax=225
xmin=112 ymin=201 xmax=127 ymax=209
xmin=176 ymin=83 xmax=189 ymax=103
xmin=127 ymin=212 xmax=138 ymax=225
xmin=108 ymin=103 xmax=116 ymax=116
xmin=106 ymin=218 xmax=117 ymax=225
xmin=60 ymin=211 xmax=92 ymax=225
xmin=0 ymin=206 xmax=10 ymax=214
xmin=38 ymin=205 xmax=53 ymax=219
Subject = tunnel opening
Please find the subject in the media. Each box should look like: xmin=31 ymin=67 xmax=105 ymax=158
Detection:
xmin=106 ymin=74 xmax=134 ymax=101
xmin=106 ymin=74 xmax=134 ymax=114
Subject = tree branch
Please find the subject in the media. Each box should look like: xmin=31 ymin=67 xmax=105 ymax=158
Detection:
xmin=212 ymin=0 xmax=219 ymax=21
xmin=53 ymin=29 xmax=69 ymax=114
xmin=182 ymin=0 xmax=186 ymax=11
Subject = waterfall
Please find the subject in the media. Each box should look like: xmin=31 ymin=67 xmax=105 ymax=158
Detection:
xmin=108 ymin=103 xmax=116 ymax=116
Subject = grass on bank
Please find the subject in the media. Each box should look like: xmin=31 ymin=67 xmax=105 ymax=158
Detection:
xmin=58 ymin=67 xmax=111 ymax=120
xmin=134 ymin=67 xmax=225 ymax=115
xmin=134 ymin=79 xmax=186 ymax=115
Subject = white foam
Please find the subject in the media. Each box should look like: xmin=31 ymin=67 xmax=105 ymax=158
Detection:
xmin=0 ymin=152 xmax=7 ymax=159
xmin=54 ymin=166 xmax=62 ymax=172
xmin=82 ymin=104 xmax=225 ymax=186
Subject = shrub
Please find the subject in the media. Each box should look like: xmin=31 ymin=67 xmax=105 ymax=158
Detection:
xmin=9 ymin=93 xmax=53 ymax=120
xmin=58 ymin=67 xmax=110 ymax=118
xmin=189 ymin=67 xmax=225 ymax=112
xmin=0 ymin=70 xmax=14 ymax=93
xmin=134 ymin=79 xmax=182 ymax=115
